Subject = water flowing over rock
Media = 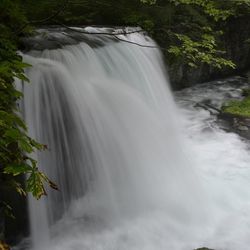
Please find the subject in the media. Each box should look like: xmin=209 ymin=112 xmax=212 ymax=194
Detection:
xmin=16 ymin=28 xmax=250 ymax=250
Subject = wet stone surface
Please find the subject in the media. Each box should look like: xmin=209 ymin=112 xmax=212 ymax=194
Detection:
xmin=175 ymin=75 xmax=250 ymax=141
xmin=218 ymin=112 xmax=250 ymax=140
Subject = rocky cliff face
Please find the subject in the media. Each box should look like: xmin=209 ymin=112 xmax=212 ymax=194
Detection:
xmin=20 ymin=21 xmax=250 ymax=90
xmin=218 ymin=112 xmax=250 ymax=140
xmin=169 ymin=16 xmax=250 ymax=89
xmin=4 ymin=18 xmax=250 ymax=244
xmin=0 ymin=209 xmax=4 ymax=241
xmin=0 ymin=180 xmax=4 ymax=241
xmin=0 ymin=179 xmax=29 ymax=245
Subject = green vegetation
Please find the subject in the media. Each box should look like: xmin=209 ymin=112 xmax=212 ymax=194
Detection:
xmin=1 ymin=0 xmax=250 ymax=202
xmin=1 ymin=0 xmax=250 ymax=241
xmin=222 ymin=89 xmax=250 ymax=117
xmin=242 ymin=88 xmax=250 ymax=97
xmin=0 ymin=0 xmax=57 ymax=229
xmin=20 ymin=0 xmax=250 ymax=69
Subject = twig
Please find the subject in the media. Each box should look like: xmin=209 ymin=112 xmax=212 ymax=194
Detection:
xmin=55 ymin=21 xmax=166 ymax=50
xmin=194 ymin=103 xmax=221 ymax=114
xmin=204 ymin=103 xmax=221 ymax=113
xmin=179 ymin=98 xmax=221 ymax=114
xmin=14 ymin=0 xmax=69 ymax=35
xmin=14 ymin=0 xmax=165 ymax=50
xmin=54 ymin=21 xmax=145 ymax=35
xmin=114 ymin=36 xmax=161 ymax=49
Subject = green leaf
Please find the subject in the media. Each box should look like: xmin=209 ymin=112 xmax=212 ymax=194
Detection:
xmin=8 ymin=180 xmax=26 ymax=196
xmin=0 ymin=201 xmax=15 ymax=219
xmin=18 ymin=137 xmax=34 ymax=153
xmin=4 ymin=128 xmax=21 ymax=140
xmin=26 ymin=171 xmax=47 ymax=199
xmin=4 ymin=163 xmax=33 ymax=176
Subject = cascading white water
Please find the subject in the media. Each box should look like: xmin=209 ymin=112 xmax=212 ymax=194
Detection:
xmin=18 ymin=27 xmax=250 ymax=250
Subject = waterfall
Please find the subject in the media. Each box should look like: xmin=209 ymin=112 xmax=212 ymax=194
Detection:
xmin=20 ymin=27 xmax=209 ymax=250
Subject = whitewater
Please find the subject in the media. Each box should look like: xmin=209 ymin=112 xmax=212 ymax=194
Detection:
xmin=16 ymin=27 xmax=250 ymax=250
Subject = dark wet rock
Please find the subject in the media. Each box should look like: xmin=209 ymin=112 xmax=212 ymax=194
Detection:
xmin=0 ymin=177 xmax=29 ymax=245
xmin=238 ymin=125 xmax=248 ymax=131
xmin=0 ymin=179 xmax=5 ymax=241
xmin=20 ymin=26 xmax=140 ymax=52
xmin=12 ymin=238 xmax=31 ymax=250
xmin=169 ymin=15 xmax=250 ymax=89
xmin=0 ymin=209 xmax=4 ymax=241
xmin=218 ymin=112 xmax=250 ymax=139
xmin=20 ymin=19 xmax=250 ymax=90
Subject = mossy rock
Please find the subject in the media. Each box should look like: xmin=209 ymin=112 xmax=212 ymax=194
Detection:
xmin=242 ymin=88 xmax=250 ymax=97
xmin=222 ymin=97 xmax=250 ymax=118
xmin=219 ymin=88 xmax=250 ymax=138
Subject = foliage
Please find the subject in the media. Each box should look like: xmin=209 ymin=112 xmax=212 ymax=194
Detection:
xmin=141 ymin=0 xmax=156 ymax=4
xmin=170 ymin=0 xmax=234 ymax=21
xmin=0 ymin=0 xmax=249 ymax=244
xmin=222 ymin=89 xmax=250 ymax=117
xmin=0 ymin=0 xmax=57 ymax=206
xmin=242 ymin=88 xmax=250 ymax=97
xmin=222 ymin=98 xmax=250 ymax=117
xmin=168 ymin=33 xmax=236 ymax=68
xmin=0 ymin=0 xmax=250 ymax=219
xmin=20 ymin=0 xmax=250 ymax=69
xmin=150 ymin=0 xmax=240 ymax=68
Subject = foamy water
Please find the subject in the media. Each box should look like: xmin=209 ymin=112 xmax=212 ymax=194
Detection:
xmin=16 ymin=27 xmax=250 ymax=250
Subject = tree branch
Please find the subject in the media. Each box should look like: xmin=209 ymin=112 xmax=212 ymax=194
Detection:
xmin=14 ymin=0 xmax=69 ymax=35
xmin=54 ymin=21 xmax=165 ymax=50
xmin=54 ymin=21 xmax=145 ymax=35
xmin=114 ymin=36 xmax=160 ymax=49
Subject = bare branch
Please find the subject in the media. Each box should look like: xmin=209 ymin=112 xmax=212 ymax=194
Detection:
xmin=54 ymin=21 xmax=165 ymax=50
xmin=54 ymin=21 xmax=145 ymax=35
xmin=14 ymin=0 xmax=69 ymax=35
xmin=114 ymin=35 xmax=161 ymax=49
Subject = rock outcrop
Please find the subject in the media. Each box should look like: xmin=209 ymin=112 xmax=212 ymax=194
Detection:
xmin=169 ymin=16 xmax=250 ymax=89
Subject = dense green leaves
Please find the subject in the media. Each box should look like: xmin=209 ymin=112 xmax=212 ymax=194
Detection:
xmin=0 ymin=0 xmax=57 ymax=204
xmin=170 ymin=0 xmax=234 ymax=21
xmin=17 ymin=0 xmax=250 ymax=69
xmin=1 ymin=0 xmax=250 ymax=206
xmin=222 ymin=90 xmax=250 ymax=117
xmin=140 ymin=0 xmax=156 ymax=4
xmin=168 ymin=33 xmax=236 ymax=68
xmin=0 ymin=0 xmax=247 ymax=244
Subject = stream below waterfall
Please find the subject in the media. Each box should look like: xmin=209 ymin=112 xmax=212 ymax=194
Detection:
xmin=15 ymin=28 xmax=250 ymax=250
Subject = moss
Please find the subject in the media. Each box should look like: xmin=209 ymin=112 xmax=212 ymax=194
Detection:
xmin=242 ymin=88 xmax=250 ymax=97
xmin=222 ymin=90 xmax=250 ymax=117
